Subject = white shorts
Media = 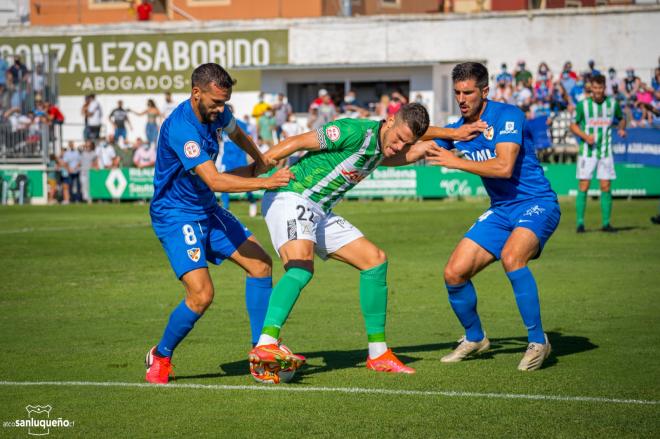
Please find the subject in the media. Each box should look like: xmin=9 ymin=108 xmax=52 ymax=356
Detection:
xmin=262 ymin=191 xmax=364 ymax=260
xmin=576 ymin=156 xmax=616 ymax=180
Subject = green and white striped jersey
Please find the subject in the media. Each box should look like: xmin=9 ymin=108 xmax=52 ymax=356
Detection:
xmin=574 ymin=97 xmax=623 ymax=159
xmin=274 ymin=118 xmax=384 ymax=212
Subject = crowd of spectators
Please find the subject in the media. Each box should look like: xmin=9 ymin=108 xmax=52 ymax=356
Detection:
xmin=490 ymin=59 xmax=660 ymax=128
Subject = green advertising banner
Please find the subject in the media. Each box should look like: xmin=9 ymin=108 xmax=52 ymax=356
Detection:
xmin=0 ymin=30 xmax=288 ymax=95
xmin=0 ymin=166 xmax=47 ymax=204
xmin=86 ymin=164 xmax=660 ymax=201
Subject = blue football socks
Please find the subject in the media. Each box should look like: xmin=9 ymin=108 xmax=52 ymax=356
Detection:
xmin=245 ymin=276 xmax=272 ymax=346
xmin=507 ymin=266 xmax=546 ymax=344
xmin=446 ymin=281 xmax=485 ymax=342
xmin=156 ymin=300 xmax=202 ymax=358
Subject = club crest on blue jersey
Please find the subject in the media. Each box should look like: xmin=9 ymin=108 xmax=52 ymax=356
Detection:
xmin=483 ymin=126 xmax=494 ymax=140
xmin=187 ymin=248 xmax=201 ymax=262
xmin=184 ymin=141 xmax=201 ymax=158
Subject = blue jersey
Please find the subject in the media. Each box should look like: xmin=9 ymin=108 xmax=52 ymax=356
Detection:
xmin=150 ymin=100 xmax=236 ymax=232
xmin=220 ymin=119 xmax=249 ymax=171
xmin=434 ymin=100 xmax=556 ymax=207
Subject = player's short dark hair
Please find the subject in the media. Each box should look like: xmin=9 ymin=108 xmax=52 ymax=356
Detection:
xmin=191 ymin=63 xmax=237 ymax=90
xmin=396 ymin=103 xmax=430 ymax=139
xmin=590 ymin=74 xmax=606 ymax=86
xmin=452 ymin=62 xmax=489 ymax=90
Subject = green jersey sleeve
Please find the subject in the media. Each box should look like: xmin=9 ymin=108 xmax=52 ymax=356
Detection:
xmin=614 ymin=100 xmax=623 ymax=121
xmin=316 ymin=118 xmax=363 ymax=152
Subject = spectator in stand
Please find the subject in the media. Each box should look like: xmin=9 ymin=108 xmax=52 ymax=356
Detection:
xmin=373 ymin=93 xmax=390 ymax=119
xmin=6 ymin=71 xmax=23 ymax=110
xmin=340 ymin=89 xmax=369 ymax=118
xmin=272 ymin=93 xmax=292 ymax=142
xmin=62 ymin=141 xmax=82 ymax=203
xmin=492 ymin=76 xmax=513 ymax=103
xmin=496 ymin=63 xmax=513 ymax=85
xmin=96 ymin=134 xmax=119 ymax=169
xmin=133 ymin=140 xmax=156 ymax=168
xmin=257 ymin=108 xmax=276 ymax=147
xmin=309 ymin=88 xmax=330 ymax=111
xmin=109 ymin=100 xmax=131 ymax=148
xmin=623 ymin=68 xmax=641 ymax=99
xmin=0 ymin=53 xmax=8 ymax=87
xmin=316 ymin=91 xmax=337 ymax=126
xmin=0 ymin=83 xmax=8 ymax=112
xmin=8 ymin=56 xmax=27 ymax=84
xmin=513 ymin=82 xmax=533 ymax=110
xmin=514 ymin=60 xmax=532 ymax=87
xmin=242 ymin=114 xmax=258 ymax=141
xmin=116 ymin=137 xmax=140 ymax=167
xmin=550 ymin=82 xmax=570 ymax=112
xmin=606 ymin=68 xmax=619 ymax=96
xmin=136 ymin=0 xmax=152 ymax=21
xmin=251 ymin=92 xmax=271 ymax=122
xmin=162 ymin=91 xmax=177 ymax=119
xmin=610 ymin=83 xmax=627 ymax=109
xmin=83 ymin=94 xmax=103 ymax=140
xmin=387 ymin=90 xmax=408 ymax=116
xmin=570 ymin=78 xmax=587 ymax=106
xmin=32 ymin=63 xmax=45 ymax=100
xmin=537 ymin=62 xmax=553 ymax=82
xmin=80 ymin=140 xmax=98 ymax=204
xmin=280 ymin=113 xmax=305 ymax=166
xmin=586 ymin=60 xmax=601 ymax=81
xmin=133 ymin=99 xmax=161 ymax=147
xmin=57 ymin=147 xmax=70 ymax=204
xmin=307 ymin=106 xmax=320 ymax=130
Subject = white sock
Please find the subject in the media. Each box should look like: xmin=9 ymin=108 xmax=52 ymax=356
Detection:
xmin=368 ymin=342 xmax=388 ymax=359
xmin=257 ymin=334 xmax=278 ymax=346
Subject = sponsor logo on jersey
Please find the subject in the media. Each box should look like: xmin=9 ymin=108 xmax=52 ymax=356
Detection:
xmin=187 ymin=248 xmax=201 ymax=262
xmin=461 ymin=148 xmax=495 ymax=162
xmin=325 ymin=125 xmax=341 ymax=142
xmin=483 ymin=126 xmax=494 ymax=140
xmin=586 ymin=119 xmax=614 ymax=128
xmin=499 ymin=121 xmax=518 ymax=135
xmin=340 ymin=168 xmax=368 ymax=184
xmin=184 ymin=141 xmax=201 ymax=158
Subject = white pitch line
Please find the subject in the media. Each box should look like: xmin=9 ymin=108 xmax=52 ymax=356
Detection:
xmin=0 ymin=381 xmax=657 ymax=406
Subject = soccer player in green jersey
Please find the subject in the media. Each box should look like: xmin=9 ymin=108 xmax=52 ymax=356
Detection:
xmin=570 ymin=74 xmax=626 ymax=233
xmin=247 ymin=103 xmax=485 ymax=382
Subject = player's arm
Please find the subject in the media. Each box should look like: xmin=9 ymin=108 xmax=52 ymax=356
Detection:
xmin=569 ymin=104 xmax=594 ymax=145
xmin=420 ymin=121 xmax=487 ymax=142
xmin=263 ymin=130 xmax=320 ymax=162
xmin=381 ymin=140 xmax=436 ymax=167
xmin=226 ymin=123 xmax=271 ymax=174
xmin=194 ymin=160 xmax=293 ymax=193
xmin=426 ymin=141 xmax=520 ymax=179
xmin=614 ymin=101 xmax=627 ymax=137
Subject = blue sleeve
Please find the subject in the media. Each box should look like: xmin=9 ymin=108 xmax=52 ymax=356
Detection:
xmin=494 ymin=107 xmax=524 ymax=145
xmin=167 ymin=119 xmax=211 ymax=171
xmin=433 ymin=122 xmax=459 ymax=150
xmin=218 ymin=106 xmax=236 ymax=129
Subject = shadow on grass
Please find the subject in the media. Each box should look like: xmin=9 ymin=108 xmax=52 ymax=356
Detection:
xmin=175 ymin=331 xmax=597 ymax=381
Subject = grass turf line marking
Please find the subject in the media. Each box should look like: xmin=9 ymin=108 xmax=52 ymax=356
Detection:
xmin=0 ymin=381 xmax=657 ymax=406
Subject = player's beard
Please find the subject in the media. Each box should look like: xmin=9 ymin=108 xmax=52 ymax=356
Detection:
xmin=198 ymin=101 xmax=219 ymax=124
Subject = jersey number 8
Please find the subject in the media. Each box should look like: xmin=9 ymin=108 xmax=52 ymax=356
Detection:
xmin=182 ymin=224 xmax=198 ymax=245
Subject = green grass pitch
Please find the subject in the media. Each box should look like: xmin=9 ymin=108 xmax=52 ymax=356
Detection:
xmin=0 ymin=198 xmax=659 ymax=438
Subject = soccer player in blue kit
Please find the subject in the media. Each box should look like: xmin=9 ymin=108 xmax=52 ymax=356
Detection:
xmin=425 ymin=62 xmax=560 ymax=371
xmin=145 ymin=63 xmax=293 ymax=384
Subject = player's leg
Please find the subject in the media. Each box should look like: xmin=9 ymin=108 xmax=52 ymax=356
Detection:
xmin=597 ymin=156 xmax=616 ymax=231
xmin=576 ymin=155 xmax=597 ymax=233
xmin=227 ymin=235 xmax=273 ymax=347
xmin=504 ymin=201 xmax=560 ymax=371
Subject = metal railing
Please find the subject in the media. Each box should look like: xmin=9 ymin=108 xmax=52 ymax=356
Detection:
xmin=0 ymin=123 xmax=50 ymax=164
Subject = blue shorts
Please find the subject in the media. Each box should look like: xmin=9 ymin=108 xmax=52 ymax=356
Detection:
xmin=114 ymin=127 xmax=127 ymax=141
xmin=465 ymin=199 xmax=560 ymax=260
xmin=154 ymin=207 xmax=252 ymax=279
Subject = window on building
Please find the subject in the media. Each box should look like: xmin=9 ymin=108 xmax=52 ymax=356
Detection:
xmin=381 ymin=0 xmax=401 ymax=7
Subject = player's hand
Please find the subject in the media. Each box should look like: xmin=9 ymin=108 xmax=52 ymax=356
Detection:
xmin=254 ymin=158 xmax=277 ymax=176
xmin=425 ymin=146 xmax=460 ymax=169
xmin=454 ymin=120 xmax=488 ymax=141
xmin=585 ymin=134 xmax=596 ymax=145
xmin=263 ymin=166 xmax=294 ymax=189
xmin=618 ymin=128 xmax=626 ymax=138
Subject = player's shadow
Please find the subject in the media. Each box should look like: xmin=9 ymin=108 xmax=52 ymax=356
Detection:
xmin=580 ymin=226 xmax=641 ymax=233
xmin=176 ymin=332 xmax=597 ymax=380
xmin=479 ymin=331 xmax=598 ymax=369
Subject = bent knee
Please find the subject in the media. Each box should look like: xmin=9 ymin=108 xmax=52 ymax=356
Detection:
xmin=500 ymin=252 xmax=527 ymax=272
xmin=187 ymin=284 xmax=215 ymax=312
xmin=371 ymin=248 xmax=387 ymax=267
xmin=444 ymin=263 xmax=469 ymax=286
xmin=246 ymin=257 xmax=272 ymax=278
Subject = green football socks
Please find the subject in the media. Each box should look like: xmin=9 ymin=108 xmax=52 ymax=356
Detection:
xmin=601 ymin=191 xmax=612 ymax=226
xmin=576 ymin=190 xmax=587 ymax=226
xmin=261 ymin=267 xmax=313 ymax=339
xmin=360 ymin=261 xmax=388 ymax=343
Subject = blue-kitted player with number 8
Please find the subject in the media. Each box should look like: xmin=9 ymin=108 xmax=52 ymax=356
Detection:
xmin=145 ymin=63 xmax=294 ymax=384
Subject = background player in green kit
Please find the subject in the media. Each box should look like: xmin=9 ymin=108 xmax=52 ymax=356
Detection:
xmin=570 ymin=74 xmax=626 ymax=233
xmin=247 ymin=104 xmax=485 ymax=382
